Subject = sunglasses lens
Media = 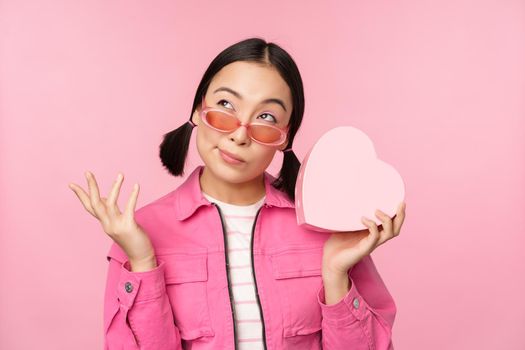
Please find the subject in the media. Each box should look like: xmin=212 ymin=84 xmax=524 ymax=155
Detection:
xmin=250 ymin=124 xmax=283 ymax=144
xmin=204 ymin=110 xmax=284 ymax=144
xmin=205 ymin=111 xmax=238 ymax=131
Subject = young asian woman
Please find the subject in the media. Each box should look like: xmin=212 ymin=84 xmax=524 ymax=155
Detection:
xmin=69 ymin=37 xmax=406 ymax=350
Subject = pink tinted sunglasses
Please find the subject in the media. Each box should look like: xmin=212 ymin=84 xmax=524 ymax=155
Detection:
xmin=198 ymin=96 xmax=289 ymax=147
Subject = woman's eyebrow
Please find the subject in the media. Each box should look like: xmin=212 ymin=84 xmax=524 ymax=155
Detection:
xmin=213 ymin=86 xmax=287 ymax=112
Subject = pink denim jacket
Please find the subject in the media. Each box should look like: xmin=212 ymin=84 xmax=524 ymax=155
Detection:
xmin=104 ymin=165 xmax=396 ymax=349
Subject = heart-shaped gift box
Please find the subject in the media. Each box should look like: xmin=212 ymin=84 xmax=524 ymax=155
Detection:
xmin=295 ymin=126 xmax=405 ymax=232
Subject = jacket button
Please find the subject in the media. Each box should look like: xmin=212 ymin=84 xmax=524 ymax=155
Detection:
xmin=124 ymin=282 xmax=133 ymax=293
xmin=352 ymin=297 xmax=359 ymax=309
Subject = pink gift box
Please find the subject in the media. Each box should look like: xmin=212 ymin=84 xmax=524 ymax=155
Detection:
xmin=295 ymin=126 xmax=406 ymax=233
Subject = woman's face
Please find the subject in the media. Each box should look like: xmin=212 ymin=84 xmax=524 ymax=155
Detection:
xmin=191 ymin=60 xmax=293 ymax=184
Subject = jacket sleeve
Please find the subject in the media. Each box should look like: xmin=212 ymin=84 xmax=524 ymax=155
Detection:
xmin=104 ymin=242 xmax=183 ymax=349
xmin=316 ymin=254 xmax=396 ymax=350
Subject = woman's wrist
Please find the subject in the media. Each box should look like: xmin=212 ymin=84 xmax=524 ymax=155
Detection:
xmin=129 ymin=255 xmax=158 ymax=272
xmin=322 ymin=270 xmax=351 ymax=305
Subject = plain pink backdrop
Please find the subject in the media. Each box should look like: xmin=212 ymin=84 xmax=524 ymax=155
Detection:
xmin=1 ymin=0 xmax=524 ymax=349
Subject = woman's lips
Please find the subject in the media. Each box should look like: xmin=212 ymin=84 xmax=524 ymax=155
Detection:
xmin=219 ymin=149 xmax=245 ymax=164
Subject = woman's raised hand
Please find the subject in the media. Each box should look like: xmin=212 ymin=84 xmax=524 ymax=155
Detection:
xmin=68 ymin=171 xmax=157 ymax=272
xmin=322 ymin=202 xmax=406 ymax=278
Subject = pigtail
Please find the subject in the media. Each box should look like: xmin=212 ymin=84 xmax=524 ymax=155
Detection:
xmin=159 ymin=121 xmax=195 ymax=177
xmin=272 ymin=148 xmax=301 ymax=202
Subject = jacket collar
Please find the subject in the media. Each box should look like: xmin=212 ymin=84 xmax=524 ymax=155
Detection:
xmin=173 ymin=165 xmax=294 ymax=221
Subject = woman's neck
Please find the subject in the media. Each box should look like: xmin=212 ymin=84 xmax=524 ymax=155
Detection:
xmin=199 ymin=166 xmax=266 ymax=206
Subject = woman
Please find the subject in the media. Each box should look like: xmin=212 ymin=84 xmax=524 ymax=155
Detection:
xmin=69 ymin=37 xmax=406 ymax=350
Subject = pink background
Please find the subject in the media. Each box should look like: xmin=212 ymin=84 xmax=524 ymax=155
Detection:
xmin=1 ymin=0 xmax=524 ymax=349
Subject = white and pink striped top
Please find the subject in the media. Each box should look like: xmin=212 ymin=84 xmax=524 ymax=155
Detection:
xmin=202 ymin=191 xmax=266 ymax=349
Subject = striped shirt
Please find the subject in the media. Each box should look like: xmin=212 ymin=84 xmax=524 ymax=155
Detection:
xmin=202 ymin=192 xmax=265 ymax=349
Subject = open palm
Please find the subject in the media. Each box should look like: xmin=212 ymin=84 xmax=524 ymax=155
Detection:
xmin=68 ymin=171 xmax=155 ymax=268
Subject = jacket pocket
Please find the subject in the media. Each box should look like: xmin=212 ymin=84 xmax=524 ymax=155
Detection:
xmin=160 ymin=250 xmax=215 ymax=341
xmin=270 ymin=245 xmax=323 ymax=338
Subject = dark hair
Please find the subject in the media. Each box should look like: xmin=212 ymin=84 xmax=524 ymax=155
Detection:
xmin=159 ymin=37 xmax=304 ymax=202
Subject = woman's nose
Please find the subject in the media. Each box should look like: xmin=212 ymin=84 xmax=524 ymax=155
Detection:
xmin=228 ymin=123 xmax=251 ymax=144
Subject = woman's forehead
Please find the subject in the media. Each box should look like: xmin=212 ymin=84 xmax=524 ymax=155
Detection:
xmin=208 ymin=62 xmax=292 ymax=109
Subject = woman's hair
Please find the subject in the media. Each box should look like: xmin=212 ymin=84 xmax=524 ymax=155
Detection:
xmin=159 ymin=37 xmax=305 ymax=202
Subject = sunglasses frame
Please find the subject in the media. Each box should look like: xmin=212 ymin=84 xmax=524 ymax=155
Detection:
xmin=198 ymin=95 xmax=289 ymax=147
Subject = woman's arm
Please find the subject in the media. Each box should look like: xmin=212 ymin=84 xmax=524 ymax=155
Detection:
xmin=317 ymin=254 xmax=396 ymax=350
xmin=319 ymin=203 xmax=405 ymax=349
xmin=69 ymin=172 xmax=181 ymax=348
xmin=104 ymin=248 xmax=183 ymax=350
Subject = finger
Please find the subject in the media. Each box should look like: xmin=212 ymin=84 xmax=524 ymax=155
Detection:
xmin=363 ymin=216 xmax=391 ymax=248
xmin=68 ymin=183 xmax=96 ymax=217
xmin=86 ymin=171 xmax=108 ymax=222
xmin=107 ymin=173 xmax=124 ymax=216
xmin=360 ymin=217 xmax=381 ymax=251
xmin=393 ymin=202 xmax=406 ymax=235
xmin=375 ymin=209 xmax=394 ymax=243
xmin=124 ymin=183 xmax=140 ymax=219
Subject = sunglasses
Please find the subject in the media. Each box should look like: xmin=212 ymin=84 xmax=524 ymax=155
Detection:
xmin=198 ymin=96 xmax=289 ymax=147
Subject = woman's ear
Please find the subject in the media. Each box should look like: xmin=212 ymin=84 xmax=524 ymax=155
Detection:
xmin=278 ymin=140 xmax=289 ymax=151
xmin=191 ymin=108 xmax=200 ymax=126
